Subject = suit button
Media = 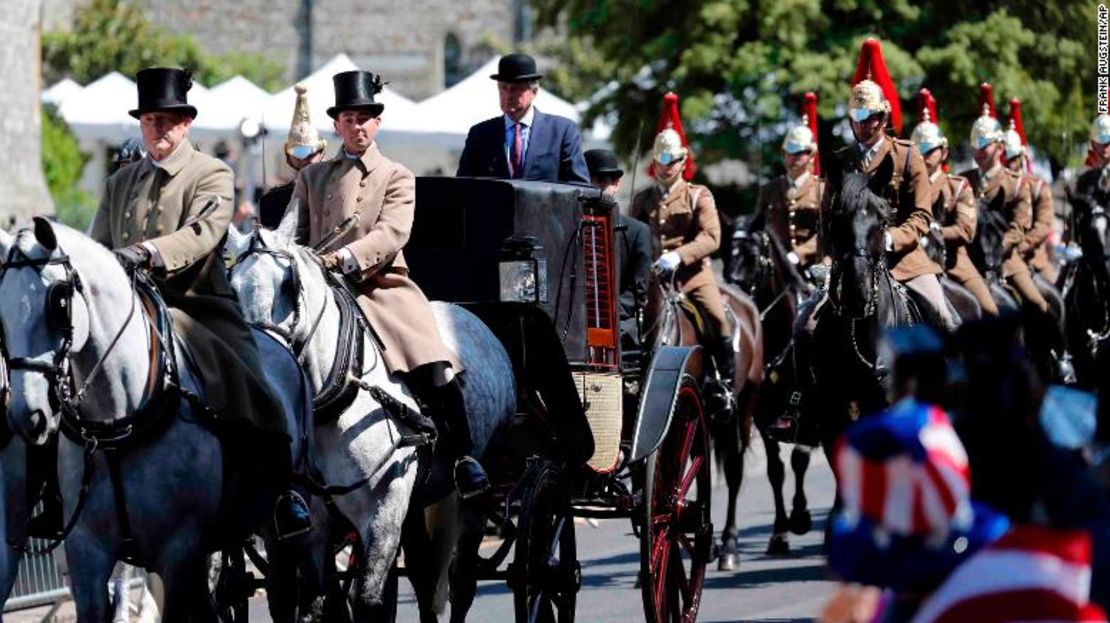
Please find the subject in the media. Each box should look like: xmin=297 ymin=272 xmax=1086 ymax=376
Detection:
xmin=122 ymin=232 xmax=130 ymax=241
xmin=356 ymin=196 xmax=363 ymax=202
xmin=157 ymin=205 xmax=164 ymax=214
xmin=359 ymin=180 xmax=367 ymax=188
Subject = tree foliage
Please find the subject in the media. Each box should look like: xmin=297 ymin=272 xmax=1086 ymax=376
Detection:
xmin=43 ymin=0 xmax=285 ymax=91
xmin=533 ymin=0 xmax=1095 ymax=173
xmin=41 ymin=105 xmax=97 ymax=231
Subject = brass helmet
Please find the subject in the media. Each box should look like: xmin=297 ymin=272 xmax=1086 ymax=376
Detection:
xmin=848 ymin=80 xmax=890 ymax=122
xmin=652 ymin=128 xmax=687 ymax=165
xmin=969 ymin=105 xmax=1003 ymax=150
xmin=1002 ymin=120 xmax=1025 ymax=160
xmin=285 ymin=83 xmax=326 ymax=160
xmin=910 ymin=110 xmax=946 ymax=155
xmin=782 ymin=120 xmax=816 ymax=154
xmin=1091 ymin=113 xmax=1110 ymax=145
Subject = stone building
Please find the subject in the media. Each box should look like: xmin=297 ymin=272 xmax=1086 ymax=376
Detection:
xmin=42 ymin=0 xmax=531 ymax=100
xmin=1 ymin=0 xmax=53 ymax=225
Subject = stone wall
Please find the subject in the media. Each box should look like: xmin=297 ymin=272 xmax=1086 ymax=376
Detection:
xmin=1 ymin=0 xmax=54 ymax=225
xmin=49 ymin=0 xmax=522 ymax=100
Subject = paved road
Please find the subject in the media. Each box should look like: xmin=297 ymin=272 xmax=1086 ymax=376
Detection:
xmin=387 ymin=437 xmax=838 ymax=623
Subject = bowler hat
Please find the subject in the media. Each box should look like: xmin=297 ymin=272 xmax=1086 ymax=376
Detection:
xmin=584 ymin=149 xmax=623 ymax=178
xmin=129 ymin=67 xmax=197 ymax=119
xmin=327 ymin=70 xmax=385 ymax=119
xmin=489 ymin=53 xmax=543 ymax=82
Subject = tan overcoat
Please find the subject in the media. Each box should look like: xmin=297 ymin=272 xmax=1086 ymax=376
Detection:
xmin=88 ymin=140 xmax=288 ymax=441
xmin=928 ymin=173 xmax=985 ymax=284
xmin=629 ymin=179 xmax=721 ymax=293
xmin=292 ymin=144 xmax=457 ymax=374
xmin=1020 ymin=174 xmax=1055 ymax=275
xmin=753 ymin=173 xmax=823 ymax=268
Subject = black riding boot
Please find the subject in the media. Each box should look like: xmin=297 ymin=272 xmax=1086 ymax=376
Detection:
xmin=706 ymin=336 xmax=736 ymax=418
xmin=265 ymin=436 xmax=312 ymax=541
xmin=421 ymin=379 xmax=490 ymax=499
xmin=715 ymin=336 xmax=737 ymax=389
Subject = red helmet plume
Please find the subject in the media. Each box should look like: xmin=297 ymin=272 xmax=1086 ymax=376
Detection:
xmin=978 ymin=83 xmax=996 ymax=119
xmin=851 ymin=38 xmax=902 ymax=134
xmin=648 ymin=91 xmax=696 ymax=181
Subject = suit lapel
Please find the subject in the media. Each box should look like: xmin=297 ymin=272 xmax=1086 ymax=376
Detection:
xmin=490 ymin=119 xmax=511 ymax=177
xmin=523 ymin=110 xmax=545 ymax=178
xmin=865 ymin=137 xmax=892 ymax=174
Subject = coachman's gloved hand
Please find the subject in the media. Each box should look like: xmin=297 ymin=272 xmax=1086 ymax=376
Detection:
xmin=114 ymin=244 xmax=151 ymax=270
xmin=317 ymin=252 xmax=343 ymax=272
xmin=653 ymin=251 xmax=682 ymax=278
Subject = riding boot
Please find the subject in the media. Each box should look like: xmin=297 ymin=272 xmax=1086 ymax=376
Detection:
xmin=421 ymin=379 xmax=490 ymax=499
xmin=715 ymin=336 xmax=737 ymax=390
xmin=263 ymin=435 xmax=312 ymax=541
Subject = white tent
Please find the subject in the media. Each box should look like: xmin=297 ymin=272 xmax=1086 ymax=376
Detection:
xmin=196 ymin=76 xmax=272 ymax=133
xmin=56 ymin=72 xmax=138 ymax=142
xmin=259 ymin=53 xmax=419 ymax=137
xmin=42 ymin=78 xmax=82 ymax=108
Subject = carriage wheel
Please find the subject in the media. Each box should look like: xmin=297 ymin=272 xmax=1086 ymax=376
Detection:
xmin=639 ymin=381 xmax=712 ymax=623
xmin=511 ymin=459 xmax=580 ymax=623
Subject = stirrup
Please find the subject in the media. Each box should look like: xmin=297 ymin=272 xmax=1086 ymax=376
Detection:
xmin=454 ymin=456 xmax=491 ymax=500
xmin=273 ymin=490 xmax=313 ymax=541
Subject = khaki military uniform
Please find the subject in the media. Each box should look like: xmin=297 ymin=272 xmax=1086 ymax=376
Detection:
xmin=960 ymin=165 xmax=1047 ymax=312
xmin=1020 ymin=173 xmax=1057 ymax=282
xmin=753 ymin=172 xmax=823 ymax=268
xmin=89 ymin=140 xmax=288 ymax=442
xmin=292 ymin=144 xmax=458 ymax=374
xmin=928 ymin=172 xmax=998 ymax=315
xmin=630 ymin=179 xmax=728 ymax=337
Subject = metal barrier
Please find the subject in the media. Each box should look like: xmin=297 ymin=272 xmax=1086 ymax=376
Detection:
xmin=3 ymin=539 xmax=70 ymax=612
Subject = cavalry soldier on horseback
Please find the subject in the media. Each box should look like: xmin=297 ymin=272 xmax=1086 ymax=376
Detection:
xmin=259 ymin=83 xmax=327 ymax=229
xmin=824 ymin=39 xmax=955 ymax=330
xmin=1076 ymin=113 xmax=1110 ymax=199
xmin=910 ymin=90 xmax=999 ymax=315
xmin=291 ymin=70 xmax=489 ymax=498
xmin=88 ymin=67 xmax=311 ymax=539
xmin=630 ymin=99 xmax=734 ymax=397
xmin=751 ymin=92 xmax=826 ymax=272
xmin=1003 ymin=98 xmax=1058 ymax=283
xmin=958 ymin=94 xmax=1049 ymax=314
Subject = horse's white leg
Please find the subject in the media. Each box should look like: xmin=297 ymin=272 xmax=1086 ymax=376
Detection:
xmin=110 ymin=562 xmax=130 ymax=623
xmin=137 ymin=569 xmax=160 ymax=623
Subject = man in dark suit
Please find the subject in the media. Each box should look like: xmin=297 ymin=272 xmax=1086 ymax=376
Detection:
xmin=456 ymin=53 xmax=589 ymax=184
xmin=584 ymin=149 xmax=652 ymax=354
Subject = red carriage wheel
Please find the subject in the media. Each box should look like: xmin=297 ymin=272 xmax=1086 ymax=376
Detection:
xmin=640 ymin=381 xmax=712 ymax=623
xmin=512 ymin=459 xmax=580 ymax=623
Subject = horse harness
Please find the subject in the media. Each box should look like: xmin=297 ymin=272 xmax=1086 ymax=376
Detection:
xmin=0 ymin=246 xmax=198 ymax=563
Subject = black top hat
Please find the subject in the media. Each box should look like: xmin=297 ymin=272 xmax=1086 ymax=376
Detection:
xmin=584 ymin=149 xmax=624 ymax=178
xmin=327 ymin=71 xmax=385 ymax=119
xmin=489 ymin=53 xmax=543 ymax=82
xmin=129 ymin=67 xmax=197 ymax=119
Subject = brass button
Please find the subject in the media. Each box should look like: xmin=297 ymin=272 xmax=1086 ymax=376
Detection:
xmin=156 ymin=224 xmax=164 ymax=233
xmin=122 ymin=232 xmax=131 ymax=241
xmin=157 ymin=205 xmax=164 ymax=214
xmin=124 ymin=211 xmax=132 ymax=219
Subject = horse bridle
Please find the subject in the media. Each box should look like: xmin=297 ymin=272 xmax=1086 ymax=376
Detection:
xmin=0 ymin=245 xmax=140 ymax=431
xmin=227 ymin=232 xmax=326 ymax=359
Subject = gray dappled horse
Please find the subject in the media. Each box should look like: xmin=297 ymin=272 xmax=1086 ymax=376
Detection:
xmin=224 ymin=214 xmax=515 ymax=622
xmin=0 ymin=219 xmax=309 ymax=621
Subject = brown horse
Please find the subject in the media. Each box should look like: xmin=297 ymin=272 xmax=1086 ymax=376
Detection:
xmin=643 ymin=273 xmax=762 ymax=573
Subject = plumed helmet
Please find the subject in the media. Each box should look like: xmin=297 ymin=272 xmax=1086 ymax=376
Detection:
xmin=1091 ymin=113 xmax=1110 ymax=145
xmin=782 ymin=124 xmax=816 ymax=154
xmin=848 ymin=80 xmax=891 ymax=122
xmin=1002 ymin=121 xmax=1026 ymax=160
xmin=285 ymin=83 xmax=326 ymax=160
xmin=652 ymin=128 xmax=687 ymax=166
xmin=910 ymin=118 xmax=947 ymax=156
xmin=969 ymin=105 xmax=1003 ymax=150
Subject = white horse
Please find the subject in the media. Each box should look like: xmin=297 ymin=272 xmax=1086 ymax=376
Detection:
xmin=0 ymin=219 xmax=309 ymax=621
xmin=224 ymin=213 xmax=516 ymax=620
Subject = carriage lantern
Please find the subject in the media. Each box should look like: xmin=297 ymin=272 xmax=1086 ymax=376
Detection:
xmin=498 ymin=235 xmax=547 ymax=304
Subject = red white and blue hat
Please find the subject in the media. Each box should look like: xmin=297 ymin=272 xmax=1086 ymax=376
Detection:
xmin=829 ymin=399 xmax=1010 ymax=590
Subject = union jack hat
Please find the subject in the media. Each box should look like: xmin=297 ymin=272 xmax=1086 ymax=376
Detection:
xmin=829 ymin=399 xmax=1010 ymax=590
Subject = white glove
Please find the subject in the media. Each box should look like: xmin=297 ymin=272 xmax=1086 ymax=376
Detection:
xmin=883 ymin=231 xmax=894 ymax=252
xmin=653 ymin=251 xmax=682 ymax=276
xmin=786 ymin=251 xmax=800 ymax=265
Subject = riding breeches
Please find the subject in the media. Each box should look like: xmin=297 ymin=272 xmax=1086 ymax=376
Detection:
xmin=685 ymin=282 xmax=731 ymax=339
xmin=902 ymin=274 xmax=956 ymax=331
xmin=1008 ymin=269 xmax=1050 ymax=313
xmin=957 ymin=274 xmax=1000 ymax=316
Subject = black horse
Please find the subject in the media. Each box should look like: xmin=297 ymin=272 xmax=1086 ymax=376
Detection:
xmin=1060 ymin=192 xmax=1110 ymax=388
xmin=811 ymin=164 xmax=918 ymax=460
xmin=728 ymin=226 xmax=819 ymax=558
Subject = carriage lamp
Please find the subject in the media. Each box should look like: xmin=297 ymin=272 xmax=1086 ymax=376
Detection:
xmin=499 ymin=235 xmax=547 ymax=304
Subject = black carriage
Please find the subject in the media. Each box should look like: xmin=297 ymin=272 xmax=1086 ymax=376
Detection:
xmin=404 ymin=177 xmax=714 ymax=622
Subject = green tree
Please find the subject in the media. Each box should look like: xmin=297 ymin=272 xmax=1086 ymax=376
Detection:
xmin=532 ymin=1 xmax=1095 ymax=174
xmin=43 ymin=0 xmax=285 ymax=91
xmin=41 ymin=105 xmax=98 ymax=231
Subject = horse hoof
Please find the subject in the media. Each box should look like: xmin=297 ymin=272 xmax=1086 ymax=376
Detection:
xmin=766 ymin=533 xmax=790 ymax=556
xmin=717 ymin=552 xmax=739 ymax=571
xmin=789 ymin=508 xmax=812 ymax=535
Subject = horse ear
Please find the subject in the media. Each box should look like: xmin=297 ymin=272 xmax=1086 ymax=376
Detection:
xmin=869 ymin=155 xmax=894 ymax=195
xmin=32 ymin=217 xmax=57 ymax=251
xmin=224 ymin=225 xmax=249 ymax=263
xmin=274 ymin=198 xmax=299 ymax=247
